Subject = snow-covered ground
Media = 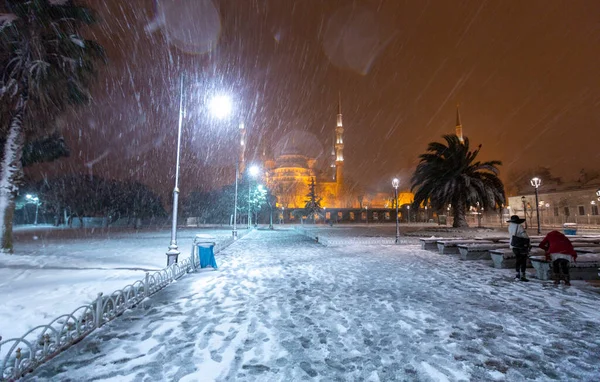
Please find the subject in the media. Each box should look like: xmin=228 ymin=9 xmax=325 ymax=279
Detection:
xmin=28 ymin=228 xmax=600 ymax=381
xmin=0 ymin=226 xmax=236 ymax=343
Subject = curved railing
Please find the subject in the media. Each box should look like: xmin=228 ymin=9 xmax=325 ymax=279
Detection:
xmin=0 ymin=249 xmax=201 ymax=381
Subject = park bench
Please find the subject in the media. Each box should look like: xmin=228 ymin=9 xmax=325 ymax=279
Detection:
xmin=437 ymin=239 xmax=493 ymax=255
xmin=457 ymin=243 xmax=508 ymax=260
xmin=419 ymin=237 xmax=455 ymax=251
xmin=574 ymin=246 xmax=600 ymax=255
xmin=473 ymin=236 xmax=511 ymax=243
xmin=489 ymin=248 xmax=545 ymax=269
xmin=529 ymin=254 xmax=600 ymax=281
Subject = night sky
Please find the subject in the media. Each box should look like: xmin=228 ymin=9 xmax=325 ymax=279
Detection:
xmin=28 ymin=0 xmax=600 ymax=200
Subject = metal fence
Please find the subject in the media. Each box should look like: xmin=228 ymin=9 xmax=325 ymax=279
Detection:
xmin=0 ymin=232 xmax=242 ymax=381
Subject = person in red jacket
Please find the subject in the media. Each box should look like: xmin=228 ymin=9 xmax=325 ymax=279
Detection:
xmin=538 ymin=230 xmax=577 ymax=285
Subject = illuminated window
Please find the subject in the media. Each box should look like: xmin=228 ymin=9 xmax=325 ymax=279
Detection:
xmin=349 ymin=212 xmax=355 ymax=221
xmin=325 ymin=212 xmax=331 ymax=219
xmin=337 ymin=212 xmax=343 ymax=219
xmin=385 ymin=212 xmax=390 ymax=220
xmin=373 ymin=212 xmax=379 ymax=221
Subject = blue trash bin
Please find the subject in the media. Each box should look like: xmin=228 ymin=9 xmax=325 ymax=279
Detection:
xmin=194 ymin=234 xmax=217 ymax=269
xmin=563 ymin=223 xmax=577 ymax=236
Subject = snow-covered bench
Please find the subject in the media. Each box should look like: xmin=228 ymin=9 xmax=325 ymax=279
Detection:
xmin=473 ymin=236 xmax=509 ymax=243
xmin=457 ymin=243 xmax=508 ymax=260
xmin=419 ymin=237 xmax=452 ymax=251
xmin=574 ymin=246 xmax=600 ymax=255
xmin=488 ymin=248 xmax=545 ymax=269
xmin=529 ymin=254 xmax=600 ymax=281
xmin=437 ymin=240 xmax=493 ymax=255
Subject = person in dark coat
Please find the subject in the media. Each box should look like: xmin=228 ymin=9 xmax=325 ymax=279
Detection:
xmin=507 ymin=215 xmax=530 ymax=281
xmin=539 ymin=230 xmax=577 ymax=285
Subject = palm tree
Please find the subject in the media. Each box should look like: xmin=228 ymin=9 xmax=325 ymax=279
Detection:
xmin=0 ymin=0 xmax=104 ymax=251
xmin=411 ymin=135 xmax=505 ymax=228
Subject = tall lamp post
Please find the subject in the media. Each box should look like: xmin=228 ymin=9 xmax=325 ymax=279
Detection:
xmin=530 ymin=177 xmax=542 ymax=234
xmin=166 ymin=74 xmax=185 ymax=267
xmin=208 ymin=95 xmax=240 ymax=238
xmin=521 ymin=196 xmax=528 ymax=229
xmin=407 ymin=205 xmax=411 ymax=224
xmin=248 ymin=165 xmax=260 ymax=228
xmin=392 ymin=178 xmax=400 ymax=244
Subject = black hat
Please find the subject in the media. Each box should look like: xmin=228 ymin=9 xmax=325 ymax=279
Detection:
xmin=506 ymin=215 xmax=526 ymax=224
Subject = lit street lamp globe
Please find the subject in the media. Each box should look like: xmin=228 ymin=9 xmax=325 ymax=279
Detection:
xmin=209 ymin=95 xmax=232 ymax=119
xmin=249 ymin=165 xmax=260 ymax=177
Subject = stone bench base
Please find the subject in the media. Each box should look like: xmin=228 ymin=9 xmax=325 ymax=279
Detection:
xmin=458 ymin=247 xmax=492 ymax=260
xmin=490 ymin=253 xmax=532 ymax=269
xmin=530 ymin=256 xmax=600 ymax=281
xmin=420 ymin=238 xmax=445 ymax=251
xmin=489 ymin=248 xmax=545 ymax=269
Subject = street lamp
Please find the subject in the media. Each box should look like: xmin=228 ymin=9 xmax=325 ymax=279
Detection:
xmin=596 ymin=188 xmax=600 ymax=202
xmin=530 ymin=177 xmax=542 ymax=234
xmin=25 ymin=194 xmax=40 ymax=225
xmin=407 ymin=205 xmax=411 ymax=224
xmin=166 ymin=74 xmax=185 ymax=267
xmin=208 ymin=95 xmax=232 ymax=119
xmin=365 ymin=206 xmax=368 ymax=224
xmin=232 ymin=122 xmax=244 ymax=238
xmin=521 ymin=196 xmax=527 ymax=229
xmin=392 ymin=178 xmax=400 ymax=243
xmin=208 ymin=94 xmax=241 ymax=239
xmin=248 ymin=165 xmax=260 ymax=228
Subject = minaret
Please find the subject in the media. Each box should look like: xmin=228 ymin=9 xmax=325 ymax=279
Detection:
xmin=455 ymin=104 xmax=464 ymax=143
xmin=335 ymin=93 xmax=344 ymax=186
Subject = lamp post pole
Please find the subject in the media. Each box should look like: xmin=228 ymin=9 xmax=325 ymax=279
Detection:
xmin=247 ymin=165 xmax=260 ymax=229
xmin=233 ymin=159 xmax=239 ymax=237
xmin=248 ymin=181 xmax=251 ymax=228
xmin=521 ymin=196 xmax=527 ymax=229
xmin=34 ymin=200 xmax=39 ymax=225
xmin=392 ymin=178 xmax=399 ymax=244
xmin=530 ymin=177 xmax=542 ymax=234
xmin=166 ymin=74 xmax=185 ymax=267
xmin=232 ymin=122 xmax=244 ymax=239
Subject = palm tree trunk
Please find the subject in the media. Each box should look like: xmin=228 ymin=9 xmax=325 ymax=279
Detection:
xmin=0 ymin=93 xmax=27 ymax=252
xmin=452 ymin=198 xmax=469 ymax=228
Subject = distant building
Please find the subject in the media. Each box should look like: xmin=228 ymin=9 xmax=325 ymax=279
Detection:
xmin=508 ymin=182 xmax=600 ymax=226
xmin=261 ymin=95 xmax=413 ymax=210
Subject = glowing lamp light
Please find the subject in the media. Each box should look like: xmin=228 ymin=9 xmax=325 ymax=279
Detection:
xmin=392 ymin=178 xmax=399 ymax=189
xmin=249 ymin=165 xmax=260 ymax=177
xmin=530 ymin=177 xmax=541 ymax=188
xmin=209 ymin=95 xmax=232 ymax=119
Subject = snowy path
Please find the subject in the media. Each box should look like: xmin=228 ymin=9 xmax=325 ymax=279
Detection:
xmin=30 ymin=229 xmax=600 ymax=381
